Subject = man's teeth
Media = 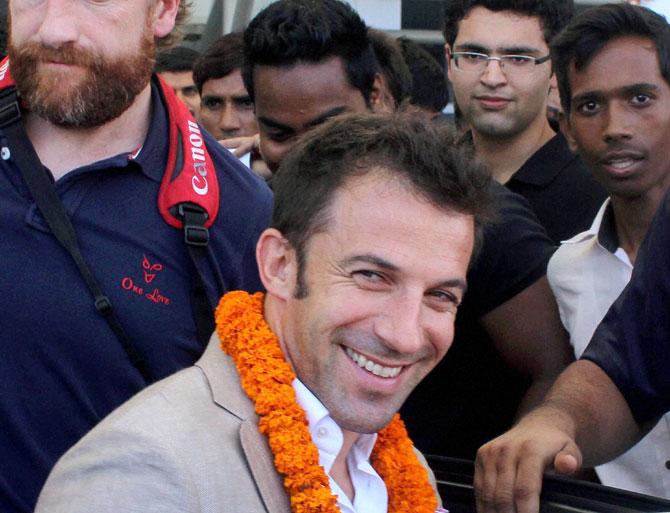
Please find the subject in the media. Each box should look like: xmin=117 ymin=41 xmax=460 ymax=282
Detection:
xmin=609 ymin=158 xmax=635 ymax=170
xmin=345 ymin=348 xmax=402 ymax=378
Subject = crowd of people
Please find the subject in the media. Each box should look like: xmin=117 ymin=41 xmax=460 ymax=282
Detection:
xmin=1 ymin=0 xmax=669 ymax=512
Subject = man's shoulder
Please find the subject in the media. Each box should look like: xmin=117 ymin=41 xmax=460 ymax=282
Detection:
xmin=547 ymin=231 xmax=600 ymax=287
xmin=35 ymin=354 xmax=270 ymax=513
xmin=465 ymin=184 xmax=555 ymax=314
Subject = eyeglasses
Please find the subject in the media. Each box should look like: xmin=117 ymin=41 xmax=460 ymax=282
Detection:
xmin=451 ymin=52 xmax=550 ymax=75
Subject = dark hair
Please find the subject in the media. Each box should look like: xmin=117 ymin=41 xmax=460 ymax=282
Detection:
xmin=398 ymin=37 xmax=449 ymax=113
xmin=154 ymin=46 xmax=200 ymax=73
xmin=443 ymin=0 xmax=574 ymax=47
xmin=272 ymin=112 xmax=495 ymax=295
xmin=552 ymin=3 xmax=670 ymax=114
xmin=193 ymin=33 xmax=245 ymax=94
xmin=242 ymin=0 xmax=377 ymax=104
xmin=368 ymin=29 xmax=412 ymax=108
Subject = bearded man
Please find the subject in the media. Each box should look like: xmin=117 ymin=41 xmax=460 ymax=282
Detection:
xmin=0 ymin=0 xmax=271 ymax=511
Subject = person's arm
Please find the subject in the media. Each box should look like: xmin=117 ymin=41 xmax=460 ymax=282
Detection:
xmin=480 ymin=275 xmax=574 ymax=415
xmin=474 ymin=359 xmax=641 ymax=513
xmin=35 ymin=427 xmax=198 ymax=513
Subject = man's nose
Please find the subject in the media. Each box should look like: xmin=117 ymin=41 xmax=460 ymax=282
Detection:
xmin=603 ymin=103 xmax=634 ymax=143
xmin=373 ymin=294 xmax=425 ymax=356
xmin=36 ymin=0 xmax=79 ymax=47
xmin=480 ymin=58 xmax=507 ymax=88
xmin=220 ymin=104 xmax=241 ymax=131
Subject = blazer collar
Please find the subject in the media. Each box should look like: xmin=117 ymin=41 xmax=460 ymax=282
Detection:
xmin=196 ymin=334 xmax=292 ymax=513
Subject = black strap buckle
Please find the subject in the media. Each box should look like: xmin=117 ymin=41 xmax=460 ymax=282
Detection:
xmin=178 ymin=203 xmax=209 ymax=247
xmin=0 ymin=88 xmax=22 ymax=129
xmin=95 ymin=295 xmax=113 ymax=316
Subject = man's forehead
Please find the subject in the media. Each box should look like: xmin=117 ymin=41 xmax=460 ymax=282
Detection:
xmin=253 ymin=58 xmax=367 ymax=128
xmin=568 ymin=36 xmax=664 ymax=96
xmin=455 ymin=7 xmax=547 ymax=48
xmin=202 ymin=69 xmax=247 ymax=96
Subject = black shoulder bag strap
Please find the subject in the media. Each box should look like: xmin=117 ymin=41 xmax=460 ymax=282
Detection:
xmin=0 ymin=88 xmax=151 ymax=382
xmin=178 ymin=203 xmax=216 ymax=346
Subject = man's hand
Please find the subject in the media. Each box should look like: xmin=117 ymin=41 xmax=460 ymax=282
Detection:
xmin=219 ymin=134 xmax=260 ymax=158
xmin=473 ymin=412 xmax=582 ymax=513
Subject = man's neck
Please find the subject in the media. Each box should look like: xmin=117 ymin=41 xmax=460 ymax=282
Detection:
xmin=472 ymin=116 xmax=555 ymax=184
xmin=330 ymin=429 xmax=360 ymax=502
xmin=611 ymin=189 xmax=668 ymax=265
xmin=24 ymin=84 xmax=153 ymax=181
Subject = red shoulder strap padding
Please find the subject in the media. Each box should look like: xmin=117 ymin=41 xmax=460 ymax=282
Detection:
xmin=0 ymin=57 xmax=15 ymax=89
xmin=156 ymin=75 xmax=219 ymax=229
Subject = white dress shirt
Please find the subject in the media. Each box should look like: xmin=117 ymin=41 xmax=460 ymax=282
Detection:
xmin=548 ymin=199 xmax=670 ymax=499
xmin=293 ymin=379 xmax=388 ymax=513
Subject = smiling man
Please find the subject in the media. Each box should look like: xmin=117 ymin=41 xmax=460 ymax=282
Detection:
xmin=35 ymin=112 xmax=494 ymax=513
xmin=445 ymin=0 xmax=606 ymax=243
xmin=0 ymin=0 xmax=271 ymax=511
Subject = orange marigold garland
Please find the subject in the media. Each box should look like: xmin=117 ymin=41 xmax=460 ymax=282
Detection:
xmin=215 ymin=290 xmax=439 ymax=513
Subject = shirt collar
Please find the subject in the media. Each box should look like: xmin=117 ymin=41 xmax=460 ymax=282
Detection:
xmin=292 ymin=379 xmax=377 ymax=471
xmin=511 ymin=132 xmax=574 ymax=187
xmin=129 ymin=75 xmax=169 ymax=183
xmin=562 ymin=198 xmax=621 ymax=255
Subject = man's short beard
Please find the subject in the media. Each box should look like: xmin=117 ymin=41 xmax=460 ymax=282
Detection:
xmin=8 ymin=33 xmax=155 ymax=128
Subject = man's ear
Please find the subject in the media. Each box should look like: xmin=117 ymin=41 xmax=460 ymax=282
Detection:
xmin=559 ymin=112 xmax=579 ymax=154
xmin=151 ymin=0 xmax=180 ymax=39
xmin=256 ymin=228 xmax=297 ymax=301
xmin=369 ymin=73 xmax=395 ymax=113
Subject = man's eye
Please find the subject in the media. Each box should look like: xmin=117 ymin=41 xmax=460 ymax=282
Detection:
xmin=504 ymin=55 xmax=533 ymax=66
xmin=632 ymin=93 xmax=652 ymax=105
xmin=351 ymin=270 xmax=387 ymax=289
xmin=352 ymin=270 xmax=384 ymax=281
xmin=182 ymin=86 xmax=199 ymax=97
xmin=577 ymin=100 xmax=600 ymax=114
xmin=237 ymin=98 xmax=254 ymax=109
xmin=463 ymin=53 xmax=485 ymax=62
xmin=265 ymin=131 xmax=293 ymax=143
xmin=426 ymin=290 xmax=459 ymax=313
xmin=202 ymin=98 xmax=222 ymax=110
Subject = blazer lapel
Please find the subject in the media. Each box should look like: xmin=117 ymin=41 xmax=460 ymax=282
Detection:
xmin=197 ymin=335 xmax=292 ymax=513
xmin=240 ymin=419 xmax=292 ymax=513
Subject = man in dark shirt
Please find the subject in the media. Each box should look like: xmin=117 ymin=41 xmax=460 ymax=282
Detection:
xmin=0 ymin=0 xmax=271 ymax=511
xmin=241 ymin=0 xmax=573 ymax=462
xmin=445 ymin=0 xmax=606 ymax=243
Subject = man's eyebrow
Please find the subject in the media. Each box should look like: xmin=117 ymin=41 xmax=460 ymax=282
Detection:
xmin=304 ymin=106 xmax=348 ymax=129
xmin=620 ymin=82 xmax=660 ymax=95
xmin=257 ymin=116 xmax=293 ymax=132
xmin=454 ymin=43 xmax=543 ymax=55
xmin=500 ymin=46 xmax=544 ymax=55
xmin=342 ymin=254 xmax=399 ymax=271
xmin=454 ymin=43 xmax=489 ymax=54
xmin=434 ymin=278 xmax=468 ymax=294
xmin=572 ymin=83 xmax=659 ymax=104
xmin=232 ymin=94 xmax=252 ymax=103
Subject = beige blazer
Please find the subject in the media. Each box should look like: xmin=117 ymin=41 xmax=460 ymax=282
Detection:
xmin=36 ymin=335 xmax=438 ymax=513
xmin=36 ymin=336 xmax=292 ymax=513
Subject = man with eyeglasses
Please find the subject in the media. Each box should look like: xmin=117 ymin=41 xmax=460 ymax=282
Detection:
xmin=444 ymin=0 xmax=606 ymax=244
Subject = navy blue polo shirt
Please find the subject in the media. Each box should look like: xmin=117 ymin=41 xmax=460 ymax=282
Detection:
xmin=583 ymin=188 xmax=670 ymax=425
xmin=0 ymin=78 xmax=272 ymax=513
